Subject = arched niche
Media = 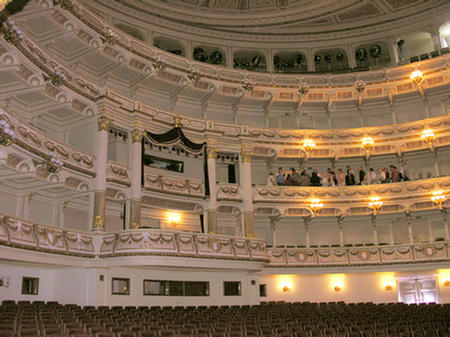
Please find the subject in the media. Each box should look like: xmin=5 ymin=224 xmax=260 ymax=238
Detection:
xmin=114 ymin=23 xmax=145 ymax=41
xmin=354 ymin=41 xmax=391 ymax=69
xmin=273 ymin=51 xmax=307 ymax=74
xmin=233 ymin=50 xmax=267 ymax=72
xmin=313 ymin=48 xmax=348 ymax=73
xmin=396 ymin=32 xmax=433 ymax=62
xmin=439 ymin=21 xmax=450 ymax=49
xmin=153 ymin=36 xmax=185 ymax=57
xmin=192 ymin=45 xmax=226 ymax=66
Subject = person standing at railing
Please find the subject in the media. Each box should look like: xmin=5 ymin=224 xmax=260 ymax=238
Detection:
xmin=401 ymin=161 xmax=409 ymax=181
xmin=267 ymin=173 xmax=276 ymax=186
xmin=337 ymin=168 xmax=345 ymax=186
xmin=291 ymin=168 xmax=301 ymax=186
xmin=276 ymin=167 xmax=285 ymax=185
xmin=369 ymin=168 xmax=377 ymax=184
xmin=345 ymin=168 xmax=356 ymax=186
xmin=299 ymin=170 xmax=310 ymax=186
xmin=358 ymin=167 xmax=366 ymax=185
xmin=310 ymin=171 xmax=321 ymax=186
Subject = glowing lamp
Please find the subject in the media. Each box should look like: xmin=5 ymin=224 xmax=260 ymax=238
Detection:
xmin=444 ymin=280 xmax=450 ymax=287
xmin=410 ymin=70 xmax=424 ymax=86
xmin=168 ymin=212 xmax=181 ymax=225
xmin=309 ymin=199 xmax=323 ymax=215
xmin=282 ymin=285 xmax=291 ymax=292
xmin=369 ymin=196 xmax=383 ymax=215
xmin=302 ymin=139 xmax=316 ymax=153
xmin=361 ymin=137 xmax=374 ymax=152
xmin=334 ymin=286 xmax=342 ymax=292
xmin=431 ymin=191 xmax=446 ymax=209
xmin=421 ymin=129 xmax=435 ymax=144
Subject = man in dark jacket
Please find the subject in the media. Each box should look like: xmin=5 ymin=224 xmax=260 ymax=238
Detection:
xmin=346 ymin=168 xmax=356 ymax=186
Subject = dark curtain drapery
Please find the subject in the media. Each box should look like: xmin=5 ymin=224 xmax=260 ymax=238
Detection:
xmin=142 ymin=127 xmax=210 ymax=196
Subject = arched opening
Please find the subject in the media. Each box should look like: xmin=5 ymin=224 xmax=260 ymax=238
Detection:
xmin=233 ymin=50 xmax=267 ymax=72
xmin=192 ymin=45 xmax=226 ymax=66
xmin=273 ymin=51 xmax=307 ymax=73
xmin=153 ymin=36 xmax=185 ymax=56
xmin=313 ymin=48 xmax=348 ymax=73
xmin=439 ymin=21 xmax=450 ymax=49
xmin=396 ymin=32 xmax=434 ymax=62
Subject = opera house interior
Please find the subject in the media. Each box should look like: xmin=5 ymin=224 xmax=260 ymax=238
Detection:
xmin=0 ymin=0 xmax=450 ymax=336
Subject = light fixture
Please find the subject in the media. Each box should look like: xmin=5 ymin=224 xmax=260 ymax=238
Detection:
xmin=302 ymin=139 xmax=316 ymax=153
xmin=168 ymin=212 xmax=181 ymax=225
xmin=104 ymin=28 xmax=119 ymax=45
xmin=0 ymin=117 xmax=16 ymax=146
xmin=361 ymin=137 xmax=374 ymax=152
xmin=309 ymin=199 xmax=323 ymax=215
xmin=1 ymin=19 xmax=24 ymax=45
xmin=410 ymin=70 xmax=424 ymax=86
xmin=420 ymin=129 xmax=435 ymax=144
xmin=282 ymin=285 xmax=291 ymax=292
xmin=48 ymin=66 xmax=67 ymax=86
xmin=444 ymin=280 xmax=450 ymax=287
xmin=384 ymin=284 xmax=393 ymax=291
xmin=298 ymin=83 xmax=310 ymax=96
xmin=431 ymin=191 xmax=446 ymax=209
xmin=354 ymin=80 xmax=366 ymax=93
xmin=369 ymin=196 xmax=383 ymax=215
xmin=334 ymin=285 xmax=342 ymax=292
xmin=242 ymin=80 xmax=254 ymax=92
xmin=40 ymin=151 xmax=63 ymax=173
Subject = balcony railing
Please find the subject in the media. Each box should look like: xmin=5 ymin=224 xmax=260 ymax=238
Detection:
xmin=144 ymin=171 xmax=204 ymax=198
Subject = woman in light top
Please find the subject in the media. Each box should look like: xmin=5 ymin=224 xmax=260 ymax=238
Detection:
xmin=267 ymin=172 xmax=276 ymax=186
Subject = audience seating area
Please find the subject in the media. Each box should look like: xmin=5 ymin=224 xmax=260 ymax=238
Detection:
xmin=0 ymin=300 xmax=449 ymax=337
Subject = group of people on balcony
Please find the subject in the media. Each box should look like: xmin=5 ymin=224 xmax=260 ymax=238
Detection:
xmin=268 ymin=162 xmax=415 ymax=187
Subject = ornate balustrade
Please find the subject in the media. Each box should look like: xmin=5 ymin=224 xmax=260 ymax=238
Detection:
xmin=267 ymin=242 xmax=450 ymax=268
xmin=144 ymin=171 xmax=204 ymax=198
xmin=99 ymin=230 xmax=268 ymax=261
xmin=1 ymin=213 xmax=448 ymax=267
xmin=254 ymin=176 xmax=450 ymax=216
xmin=0 ymin=215 xmax=96 ymax=257
xmin=107 ymin=161 xmax=130 ymax=186
xmin=0 ymin=109 xmax=96 ymax=176
xmin=217 ymin=183 xmax=242 ymax=202
xmin=0 ymin=214 xmax=267 ymax=262
xmin=52 ymin=0 xmax=450 ymax=91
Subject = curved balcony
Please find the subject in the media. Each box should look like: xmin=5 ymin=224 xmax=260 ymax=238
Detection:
xmin=1 ymin=214 xmax=448 ymax=270
xmin=253 ymin=177 xmax=450 ymax=216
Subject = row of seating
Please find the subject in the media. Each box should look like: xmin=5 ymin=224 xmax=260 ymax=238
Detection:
xmin=0 ymin=300 xmax=449 ymax=337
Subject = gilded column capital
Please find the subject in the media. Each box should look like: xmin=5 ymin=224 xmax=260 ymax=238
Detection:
xmin=131 ymin=128 xmax=144 ymax=143
xmin=0 ymin=0 xmax=13 ymax=12
xmin=241 ymin=144 xmax=253 ymax=162
xmin=207 ymin=146 xmax=217 ymax=159
xmin=173 ymin=115 xmax=183 ymax=128
xmin=97 ymin=115 xmax=112 ymax=132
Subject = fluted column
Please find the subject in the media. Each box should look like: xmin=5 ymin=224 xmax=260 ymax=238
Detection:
xmin=407 ymin=212 xmax=414 ymax=244
xmin=371 ymin=216 xmax=379 ymax=245
xmin=304 ymin=218 xmax=310 ymax=248
xmin=206 ymin=142 xmax=218 ymax=234
xmin=92 ymin=115 xmax=111 ymax=231
xmin=240 ymin=145 xmax=254 ymax=238
xmin=129 ymin=125 xmax=144 ymax=229
xmin=337 ymin=216 xmax=344 ymax=246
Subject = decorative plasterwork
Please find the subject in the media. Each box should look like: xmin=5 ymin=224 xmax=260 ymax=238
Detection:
xmin=145 ymin=171 xmax=204 ymax=198
xmin=0 ymin=214 xmax=448 ymax=268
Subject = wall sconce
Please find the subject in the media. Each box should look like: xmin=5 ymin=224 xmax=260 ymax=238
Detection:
xmin=1 ymin=19 xmax=24 ymax=45
xmin=298 ymin=83 xmax=310 ymax=96
xmin=369 ymin=196 xmax=383 ymax=215
xmin=40 ymin=151 xmax=63 ymax=173
xmin=0 ymin=118 xmax=16 ymax=146
xmin=354 ymin=80 xmax=366 ymax=93
xmin=104 ymin=28 xmax=120 ymax=45
xmin=282 ymin=285 xmax=291 ymax=292
xmin=431 ymin=191 xmax=446 ymax=210
xmin=168 ymin=212 xmax=181 ymax=226
xmin=302 ymin=139 xmax=316 ymax=154
xmin=309 ymin=199 xmax=323 ymax=216
xmin=0 ymin=275 xmax=11 ymax=288
xmin=361 ymin=137 xmax=374 ymax=152
xmin=334 ymin=285 xmax=342 ymax=292
xmin=384 ymin=284 xmax=394 ymax=291
xmin=421 ymin=129 xmax=435 ymax=145
xmin=410 ymin=70 xmax=424 ymax=86
xmin=444 ymin=280 xmax=450 ymax=287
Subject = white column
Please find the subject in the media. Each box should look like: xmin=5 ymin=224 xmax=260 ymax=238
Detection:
xmin=240 ymin=145 xmax=254 ymax=237
xmin=129 ymin=126 xmax=144 ymax=229
xmin=51 ymin=205 xmax=58 ymax=227
xmin=92 ymin=115 xmax=111 ymax=231
xmin=408 ymin=221 xmax=414 ymax=244
xmin=444 ymin=216 xmax=449 ymax=241
xmin=304 ymin=219 xmax=310 ymax=248
xmin=58 ymin=203 xmax=65 ymax=228
xmin=16 ymin=195 xmax=25 ymax=218
xmin=371 ymin=217 xmax=378 ymax=245
xmin=206 ymin=143 xmax=218 ymax=234
xmin=346 ymin=45 xmax=356 ymax=69
xmin=427 ymin=219 xmax=433 ymax=242
xmin=338 ymin=216 xmax=344 ymax=246
xmin=23 ymin=194 xmax=31 ymax=219
xmin=389 ymin=222 xmax=394 ymax=245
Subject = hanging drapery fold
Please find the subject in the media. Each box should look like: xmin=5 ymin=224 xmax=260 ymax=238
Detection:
xmin=144 ymin=127 xmax=205 ymax=155
xmin=142 ymin=127 xmax=210 ymax=196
